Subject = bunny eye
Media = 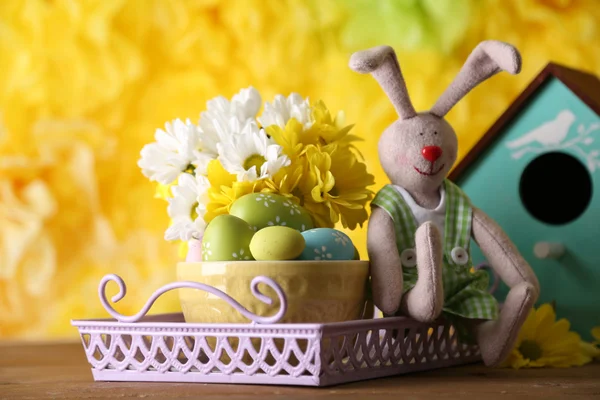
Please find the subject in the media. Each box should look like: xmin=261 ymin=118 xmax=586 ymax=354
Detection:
xmin=419 ymin=132 xmax=424 ymax=136
xmin=434 ymin=131 xmax=438 ymax=135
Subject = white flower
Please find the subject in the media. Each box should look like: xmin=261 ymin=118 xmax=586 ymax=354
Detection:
xmin=191 ymin=152 xmax=215 ymax=176
xmin=216 ymin=122 xmax=290 ymax=181
xmin=138 ymin=118 xmax=202 ymax=184
xmin=258 ymin=93 xmax=313 ymax=129
xmin=230 ymin=87 xmax=262 ymax=122
xmin=164 ymin=173 xmax=210 ymax=241
xmin=198 ymin=87 xmax=262 ymax=151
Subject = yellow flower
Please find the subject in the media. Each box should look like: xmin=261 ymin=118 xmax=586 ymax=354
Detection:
xmin=501 ymin=304 xmax=595 ymax=369
xmin=585 ymin=327 xmax=600 ymax=360
xmin=300 ymin=145 xmax=374 ymax=229
xmin=265 ymin=119 xmax=306 ymax=160
xmin=205 ymin=159 xmax=261 ymax=222
xmin=306 ymin=100 xmax=363 ymax=153
xmin=266 ymin=100 xmax=362 ymax=158
xmin=263 ymin=163 xmax=305 ymax=203
xmin=593 ymin=327 xmax=600 ymax=344
xmin=580 ymin=340 xmax=600 ymax=361
xmin=257 ymin=97 xmax=371 ymax=229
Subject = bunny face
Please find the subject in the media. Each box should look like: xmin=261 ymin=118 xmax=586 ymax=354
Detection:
xmin=350 ymin=41 xmax=521 ymax=194
xmin=378 ymin=113 xmax=457 ymax=192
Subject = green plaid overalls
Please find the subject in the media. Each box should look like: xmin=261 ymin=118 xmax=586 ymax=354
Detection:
xmin=372 ymin=180 xmax=498 ymax=340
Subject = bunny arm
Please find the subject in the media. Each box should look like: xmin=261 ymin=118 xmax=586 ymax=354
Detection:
xmin=471 ymin=206 xmax=539 ymax=291
xmin=367 ymin=207 xmax=404 ymax=315
xmin=470 ymin=206 xmax=540 ymax=366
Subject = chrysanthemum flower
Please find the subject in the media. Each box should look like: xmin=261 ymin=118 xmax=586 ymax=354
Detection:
xmin=263 ymin=163 xmax=305 ymax=203
xmin=580 ymin=340 xmax=600 ymax=361
xmin=305 ymin=100 xmax=362 ymax=152
xmin=138 ymin=118 xmax=203 ymax=185
xmin=258 ymin=93 xmax=313 ymax=130
xmin=582 ymin=327 xmax=600 ymax=360
xmin=501 ymin=304 xmax=596 ymax=369
xmin=164 ymin=173 xmax=210 ymax=241
xmin=229 ymin=86 xmax=263 ymax=123
xmin=198 ymin=87 xmax=262 ymax=154
xmin=205 ymin=159 xmax=263 ymax=222
xmin=264 ymin=99 xmax=362 ymax=159
xmin=264 ymin=119 xmax=306 ymax=160
xmin=217 ymin=122 xmax=290 ymax=182
xmin=300 ymin=145 xmax=374 ymax=229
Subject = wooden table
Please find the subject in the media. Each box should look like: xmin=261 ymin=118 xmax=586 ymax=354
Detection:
xmin=1 ymin=341 xmax=599 ymax=399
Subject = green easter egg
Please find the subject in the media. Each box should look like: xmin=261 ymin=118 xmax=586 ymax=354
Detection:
xmin=249 ymin=226 xmax=306 ymax=261
xmin=202 ymin=215 xmax=255 ymax=261
xmin=230 ymin=193 xmax=314 ymax=232
xmin=353 ymin=246 xmax=360 ymax=260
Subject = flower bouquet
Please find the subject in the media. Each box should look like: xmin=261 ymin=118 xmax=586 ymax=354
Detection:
xmin=137 ymin=87 xmax=375 ymax=324
xmin=138 ymin=87 xmax=375 ymax=259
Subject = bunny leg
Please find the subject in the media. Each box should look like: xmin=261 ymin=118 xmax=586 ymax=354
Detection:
xmin=367 ymin=207 xmax=404 ymax=315
xmin=471 ymin=282 xmax=537 ymax=366
xmin=469 ymin=207 xmax=540 ymax=366
xmin=399 ymin=221 xmax=444 ymax=322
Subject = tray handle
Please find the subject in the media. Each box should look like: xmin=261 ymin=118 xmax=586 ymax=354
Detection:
xmin=98 ymin=274 xmax=288 ymax=324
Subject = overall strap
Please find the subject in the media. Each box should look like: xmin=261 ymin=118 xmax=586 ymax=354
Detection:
xmin=371 ymin=185 xmax=417 ymax=251
xmin=443 ymin=179 xmax=473 ymax=266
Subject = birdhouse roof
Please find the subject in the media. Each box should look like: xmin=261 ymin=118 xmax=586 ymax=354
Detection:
xmin=449 ymin=62 xmax=600 ymax=181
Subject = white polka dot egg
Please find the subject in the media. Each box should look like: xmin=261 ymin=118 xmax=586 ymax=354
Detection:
xmin=298 ymin=228 xmax=355 ymax=261
xmin=230 ymin=193 xmax=314 ymax=232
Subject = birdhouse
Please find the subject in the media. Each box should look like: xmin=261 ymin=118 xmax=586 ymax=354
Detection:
xmin=450 ymin=62 xmax=600 ymax=341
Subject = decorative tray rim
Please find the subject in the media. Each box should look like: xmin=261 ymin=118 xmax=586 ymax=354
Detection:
xmin=71 ymin=273 xmax=482 ymax=388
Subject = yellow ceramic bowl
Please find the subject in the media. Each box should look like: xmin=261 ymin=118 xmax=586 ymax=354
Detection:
xmin=177 ymin=260 xmax=370 ymax=324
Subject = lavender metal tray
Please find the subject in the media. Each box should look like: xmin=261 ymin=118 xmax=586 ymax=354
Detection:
xmin=72 ymin=274 xmax=482 ymax=387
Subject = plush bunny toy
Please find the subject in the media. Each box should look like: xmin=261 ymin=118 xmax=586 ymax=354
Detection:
xmin=350 ymin=40 xmax=540 ymax=367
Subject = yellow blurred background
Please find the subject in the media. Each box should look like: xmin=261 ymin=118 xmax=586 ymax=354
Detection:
xmin=1 ymin=0 xmax=599 ymax=339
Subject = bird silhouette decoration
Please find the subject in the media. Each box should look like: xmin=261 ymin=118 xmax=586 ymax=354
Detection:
xmin=506 ymin=109 xmax=576 ymax=149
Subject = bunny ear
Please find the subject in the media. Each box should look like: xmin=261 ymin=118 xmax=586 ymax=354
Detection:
xmin=349 ymin=45 xmax=417 ymax=120
xmin=430 ymin=40 xmax=522 ymax=118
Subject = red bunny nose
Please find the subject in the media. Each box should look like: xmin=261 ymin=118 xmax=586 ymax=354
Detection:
xmin=422 ymin=146 xmax=443 ymax=162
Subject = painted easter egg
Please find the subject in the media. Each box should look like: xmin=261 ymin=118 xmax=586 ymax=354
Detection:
xmin=250 ymin=226 xmax=306 ymax=261
xmin=353 ymin=246 xmax=360 ymax=260
xmin=298 ymin=228 xmax=355 ymax=261
xmin=202 ymin=215 xmax=255 ymax=261
xmin=230 ymin=193 xmax=313 ymax=232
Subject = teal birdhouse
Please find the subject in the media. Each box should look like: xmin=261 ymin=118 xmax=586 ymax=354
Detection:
xmin=451 ymin=63 xmax=600 ymax=341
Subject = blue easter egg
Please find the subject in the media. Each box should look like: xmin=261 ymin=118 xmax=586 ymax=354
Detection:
xmin=298 ymin=228 xmax=355 ymax=261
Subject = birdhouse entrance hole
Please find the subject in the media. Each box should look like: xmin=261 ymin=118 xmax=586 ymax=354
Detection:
xmin=519 ymin=151 xmax=593 ymax=225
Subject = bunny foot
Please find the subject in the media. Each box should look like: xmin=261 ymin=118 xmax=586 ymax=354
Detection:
xmin=399 ymin=221 xmax=444 ymax=322
xmin=474 ymin=282 xmax=538 ymax=367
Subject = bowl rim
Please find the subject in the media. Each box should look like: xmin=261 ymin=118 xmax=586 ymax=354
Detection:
xmin=177 ymin=260 xmax=369 ymax=266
